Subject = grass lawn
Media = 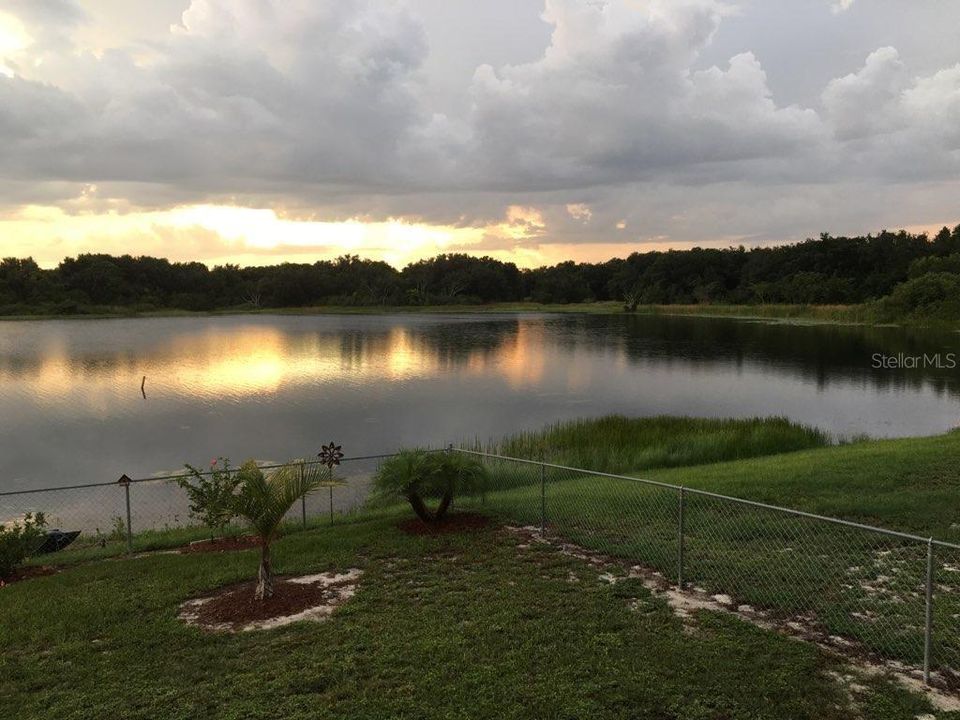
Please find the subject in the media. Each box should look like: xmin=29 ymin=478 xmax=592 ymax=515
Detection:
xmin=469 ymin=427 xmax=960 ymax=675
xmin=0 ymin=512 xmax=943 ymax=720
xmin=642 ymin=430 xmax=960 ymax=540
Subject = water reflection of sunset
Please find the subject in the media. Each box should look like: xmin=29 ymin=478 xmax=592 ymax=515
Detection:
xmin=0 ymin=321 xmax=548 ymax=408
xmin=3 ymin=315 xmax=960 ymax=495
xmin=491 ymin=323 xmax=547 ymax=389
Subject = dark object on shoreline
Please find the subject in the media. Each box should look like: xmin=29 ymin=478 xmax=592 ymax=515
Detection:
xmin=34 ymin=529 xmax=80 ymax=555
xmin=141 ymin=375 xmax=147 ymax=399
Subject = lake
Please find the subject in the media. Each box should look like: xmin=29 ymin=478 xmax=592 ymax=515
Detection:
xmin=1 ymin=312 xmax=959 ymax=494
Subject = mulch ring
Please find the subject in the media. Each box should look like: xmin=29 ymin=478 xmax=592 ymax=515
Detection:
xmin=179 ymin=536 xmax=262 ymax=554
xmin=397 ymin=512 xmax=492 ymax=536
xmin=179 ymin=569 xmax=363 ymax=633
xmin=0 ymin=565 xmax=58 ymax=588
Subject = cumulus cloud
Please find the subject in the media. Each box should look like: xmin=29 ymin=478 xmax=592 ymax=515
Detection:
xmin=820 ymin=47 xmax=960 ymax=183
xmin=0 ymin=0 xmax=958 ymax=262
xmin=0 ymin=0 xmax=828 ymax=201
xmin=0 ymin=0 xmax=440 ymax=198
xmin=822 ymin=47 xmax=907 ymax=140
xmin=465 ymin=0 xmax=823 ymax=188
xmin=831 ymin=0 xmax=855 ymax=14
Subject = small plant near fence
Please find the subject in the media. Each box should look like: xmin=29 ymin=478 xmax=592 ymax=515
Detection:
xmin=374 ymin=449 xmax=489 ymax=523
xmin=0 ymin=512 xmax=47 ymax=579
xmin=174 ymin=457 xmax=242 ymax=540
xmin=232 ymin=459 xmax=327 ymax=600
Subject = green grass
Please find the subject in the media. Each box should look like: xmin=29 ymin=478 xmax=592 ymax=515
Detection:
xmin=0 ymin=513 xmax=941 ymax=719
xmin=645 ymin=431 xmax=960 ymax=539
xmin=490 ymin=415 xmax=832 ymax=473
xmin=466 ymin=424 xmax=960 ymax=673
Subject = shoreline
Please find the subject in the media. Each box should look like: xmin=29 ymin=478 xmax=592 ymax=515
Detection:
xmin=0 ymin=301 xmax=910 ymax=328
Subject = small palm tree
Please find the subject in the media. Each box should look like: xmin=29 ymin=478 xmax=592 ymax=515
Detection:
xmin=374 ymin=450 xmax=488 ymax=523
xmin=232 ymin=459 xmax=326 ymax=600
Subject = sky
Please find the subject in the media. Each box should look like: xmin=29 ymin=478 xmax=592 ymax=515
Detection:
xmin=0 ymin=0 xmax=958 ymax=269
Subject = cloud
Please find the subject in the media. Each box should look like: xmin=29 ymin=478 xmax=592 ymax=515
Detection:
xmin=822 ymin=47 xmax=907 ymax=140
xmin=0 ymin=0 xmax=958 ymax=265
xmin=0 ymin=0 xmax=827 ymax=202
xmin=831 ymin=0 xmax=855 ymax=14
xmin=566 ymin=203 xmax=592 ymax=222
xmin=0 ymin=0 xmax=440 ymax=197
xmin=821 ymin=48 xmax=960 ymax=181
xmin=465 ymin=0 xmax=824 ymax=188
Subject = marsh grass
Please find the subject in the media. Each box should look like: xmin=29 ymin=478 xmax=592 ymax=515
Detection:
xmin=486 ymin=415 xmax=832 ymax=473
xmin=635 ymin=303 xmax=878 ymax=324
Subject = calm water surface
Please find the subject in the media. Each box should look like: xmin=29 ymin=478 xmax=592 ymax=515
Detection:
xmin=1 ymin=313 xmax=959 ymax=492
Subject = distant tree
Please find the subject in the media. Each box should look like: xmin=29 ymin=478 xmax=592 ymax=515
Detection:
xmin=3 ymin=226 xmax=958 ymax=316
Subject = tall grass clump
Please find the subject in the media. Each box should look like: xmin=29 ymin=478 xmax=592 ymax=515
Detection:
xmin=486 ymin=415 xmax=832 ymax=474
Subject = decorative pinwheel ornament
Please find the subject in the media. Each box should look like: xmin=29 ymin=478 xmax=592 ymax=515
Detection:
xmin=318 ymin=442 xmax=344 ymax=469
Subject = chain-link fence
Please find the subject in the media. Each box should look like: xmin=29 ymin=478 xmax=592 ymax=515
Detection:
xmin=456 ymin=448 xmax=960 ymax=691
xmin=5 ymin=444 xmax=959 ymax=689
xmin=0 ymin=453 xmax=394 ymax=555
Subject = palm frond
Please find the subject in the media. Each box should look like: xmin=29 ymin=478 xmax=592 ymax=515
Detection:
xmin=233 ymin=459 xmax=326 ymax=541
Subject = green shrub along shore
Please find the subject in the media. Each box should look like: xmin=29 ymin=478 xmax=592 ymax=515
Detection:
xmin=5 ymin=416 xmax=960 ymax=718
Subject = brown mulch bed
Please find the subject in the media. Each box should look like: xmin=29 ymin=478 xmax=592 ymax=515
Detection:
xmin=397 ymin=512 xmax=492 ymax=536
xmin=179 ymin=536 xmax=261 ymax=554
xmin=189 ymin=577 xmax=348 ymax=630
xmin=0 ymin=565 xmax=57 ymax=588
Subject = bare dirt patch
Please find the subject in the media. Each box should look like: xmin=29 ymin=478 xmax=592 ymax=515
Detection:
xmin=179 ymin=536 xmax=261 ymax=554
xmin=0 ymin=565 xmax=57 ymax=588
xmin=397 ymin=512 xmax=491 ymax=536
xmin=179 ymin=569 xmax=362 ymax=632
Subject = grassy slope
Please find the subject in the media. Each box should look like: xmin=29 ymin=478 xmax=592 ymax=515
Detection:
xmin=0 ymin=514 xmax=937 ymax=720
xmin=487 ymin=415 xmax=960 ymax=541
xmin=643 ymin=430 xmax=960 ymax=540
xmin=469 ymin=423 xmax=960 ymax=670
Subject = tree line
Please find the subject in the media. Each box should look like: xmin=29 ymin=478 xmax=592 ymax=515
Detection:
xmin=2 ymin=225 xmax=960 ymax=317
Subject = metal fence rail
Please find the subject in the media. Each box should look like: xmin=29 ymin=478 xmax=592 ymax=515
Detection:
xmin=455 ymin=448 xmax=960 ymax=689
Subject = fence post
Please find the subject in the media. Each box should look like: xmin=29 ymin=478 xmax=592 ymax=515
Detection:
xmin=329 ymin=479 xmax=334 ymax=525
xmin=924 ymin=538 xmax=936 ymax=685
xmin=300 ymin=462 xmax=307 ymax=529
xmin=677 ymin=487 xmax=685 ymax=589
xmin=539 ymin=460 xmax=546 ymax=536
xmin=118 ymin=474 xmax=133 ymax=556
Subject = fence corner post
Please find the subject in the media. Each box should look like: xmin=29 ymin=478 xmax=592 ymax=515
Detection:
xmin=924 ymin=537 xmax=936 ymax=685
xmin=677 ymin=486 xmax=686 ymax=590
xmin=118 ymin=474 xmax=133 ymax=556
